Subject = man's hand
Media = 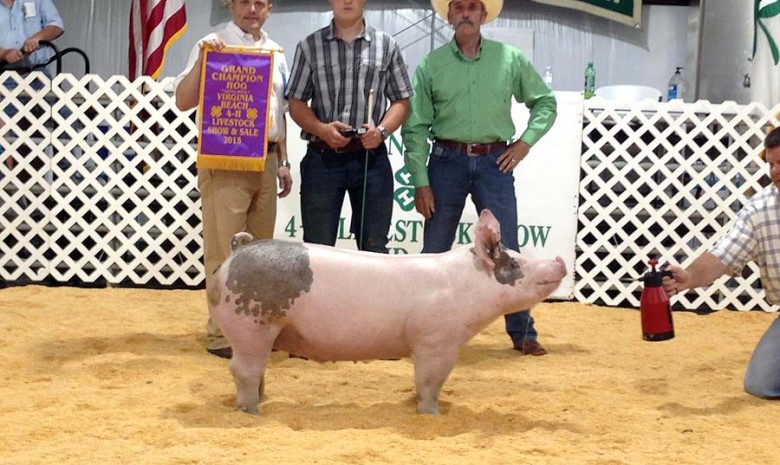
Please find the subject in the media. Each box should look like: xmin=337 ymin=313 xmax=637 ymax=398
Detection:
xmin=317 ymin=121 xmax=353 ymax=149
xmin=497 ymin=140 xmax=531 ymax=173
xmin=414 ymin=186 xmax=435 ymax=219
xmin=662 ymin=264 xmax=689 ymax=297
xmin=359 ymin=125 xmax=383 ymax=150
xmin=21 ymin=38 xmax=42 ymax=55
xmin=0 ymin=48 xmax=25 ymax=64
xmin=198 ymin=38 xmax=227 ymax=61
xmin=277 ymin=165 xmax=293 ymax=198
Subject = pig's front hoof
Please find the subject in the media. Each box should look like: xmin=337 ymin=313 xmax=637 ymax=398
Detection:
xmin=237 ymin=404 xmax=260 ymax=415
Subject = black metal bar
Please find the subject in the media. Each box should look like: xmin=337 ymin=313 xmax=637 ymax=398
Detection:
xmin=0 ymin=40 xmax=89 ymax=76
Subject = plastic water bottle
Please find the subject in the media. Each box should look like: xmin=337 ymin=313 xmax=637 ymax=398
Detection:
xmin=667 ymin=67 xmax=685 ymax=101
xmin=584 ymin=62 xmax=595 ymax=99
xmin=543 ymin=66 xmax=553 ymax=88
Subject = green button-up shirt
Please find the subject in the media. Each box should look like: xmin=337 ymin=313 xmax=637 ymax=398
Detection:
xmin=402 ymin=37 xmax=557 ymax=187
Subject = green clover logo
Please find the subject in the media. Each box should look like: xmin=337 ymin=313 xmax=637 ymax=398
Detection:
xmin=393 ymin=166 xmax=416 ymax=212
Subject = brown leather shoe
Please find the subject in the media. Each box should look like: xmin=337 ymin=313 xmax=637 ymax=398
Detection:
xmin=515 ymin=340 xmax=548 ymax=356
xmin=207 ymin=347 xmax=233 ymax=359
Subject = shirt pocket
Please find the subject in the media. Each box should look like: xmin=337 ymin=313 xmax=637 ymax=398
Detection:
xmin=24 ymin=14 xmax=41 ymax=31
xmin=487 ymin=67 xmax=514 ymax=105
xmin=358 ymin=58 xmax=383 ymax=90
xmin=313 ymin=62 xmax=340 ymax=91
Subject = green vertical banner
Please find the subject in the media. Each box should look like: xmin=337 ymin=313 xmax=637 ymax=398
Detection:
xmin=529 ymin=0 xmax=642 ymax=28
xmin=754 ymin=0 xmax=780 ymax=65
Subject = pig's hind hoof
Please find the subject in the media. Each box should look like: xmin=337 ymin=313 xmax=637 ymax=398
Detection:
xmin=237 ymin=404 xmax=259 ymax=415
xmin=207 ymin=347 xmax=233 ymax=359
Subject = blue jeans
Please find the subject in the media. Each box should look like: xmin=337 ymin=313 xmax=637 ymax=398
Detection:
xmin=421 ymin=141 xmax=537 ymax=347
xmin=743 ymin=316 xmax=780 ymax=399
xmin=300 ymin=143 xmax=393 ymax=253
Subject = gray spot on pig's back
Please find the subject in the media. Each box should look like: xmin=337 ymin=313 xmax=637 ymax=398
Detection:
xmin=226 ymin=240 xmax=313 ymax=324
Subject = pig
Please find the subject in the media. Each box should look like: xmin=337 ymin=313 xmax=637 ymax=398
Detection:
xmin=208 ymin=209 xmax=567 ymax=415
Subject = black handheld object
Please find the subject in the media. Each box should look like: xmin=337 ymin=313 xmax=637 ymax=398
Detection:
xmin=339 ymin=127 xmax=367 ymax=138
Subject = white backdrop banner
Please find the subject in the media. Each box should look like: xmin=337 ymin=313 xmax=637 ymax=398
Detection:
xmin=274 ymin=92 xmax=583 ymax=299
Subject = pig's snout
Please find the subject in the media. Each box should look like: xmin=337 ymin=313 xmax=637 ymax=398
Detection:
xmin=554 ymin=256 xmax=566 ymax=275
xmin=539 ymin=256 xmax=567 ymax=285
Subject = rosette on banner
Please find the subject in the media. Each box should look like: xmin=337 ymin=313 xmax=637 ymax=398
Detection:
xmin=197 ymin=45 xmax=275 ymax=172
xmin=529 ymin=0 xmax=642 ymax=28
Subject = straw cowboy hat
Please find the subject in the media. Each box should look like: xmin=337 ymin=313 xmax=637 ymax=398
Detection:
xmin=431 ymin=0 xmax=504 ymax=24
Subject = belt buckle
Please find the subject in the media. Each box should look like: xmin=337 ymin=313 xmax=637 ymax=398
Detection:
xmin=466 ymin=143 xmax=480 ymax=157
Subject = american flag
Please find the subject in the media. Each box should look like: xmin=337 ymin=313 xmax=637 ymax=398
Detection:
xmin=129 ymin=0 xmax=187 ymax=80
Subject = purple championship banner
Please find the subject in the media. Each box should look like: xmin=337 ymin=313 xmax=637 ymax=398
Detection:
xmin=197 ymin=46 xmax=274 ymax=172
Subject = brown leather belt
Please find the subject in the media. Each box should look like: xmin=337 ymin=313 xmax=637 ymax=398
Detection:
xmin=310 ymin=139 xmax=365 ymax=153
xmin=435 ymin=139 xmax=507 ymax=156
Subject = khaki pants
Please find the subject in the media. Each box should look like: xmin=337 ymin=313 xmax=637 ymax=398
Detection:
xmin=199 ymin=148 xmax=278 ymax=350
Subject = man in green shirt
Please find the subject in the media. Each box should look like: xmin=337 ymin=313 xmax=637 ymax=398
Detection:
xmin=402 ymin=0 xmax=557 ymax=355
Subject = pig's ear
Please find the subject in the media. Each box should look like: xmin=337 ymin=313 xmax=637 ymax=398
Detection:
xmin=474 ymin=209 xmax=501 ymax=273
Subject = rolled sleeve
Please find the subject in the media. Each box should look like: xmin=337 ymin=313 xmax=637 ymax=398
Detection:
xmin=40 ymin=0 xmax=64 ymax=29
xmin=385 ymin=42 xmax=414 ymax=102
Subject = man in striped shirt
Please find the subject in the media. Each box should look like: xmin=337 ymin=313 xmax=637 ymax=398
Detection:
xmin=285 ymin=0 xmax=413 ymax=253
xmin=664 ymin=126 xmax=780 ymax=399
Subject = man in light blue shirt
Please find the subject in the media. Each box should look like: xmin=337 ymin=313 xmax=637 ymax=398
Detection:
xmin=0 ymin=0 xmax=64 ymax=74
xmin=1 ymin=1 xmax=63 ymax=177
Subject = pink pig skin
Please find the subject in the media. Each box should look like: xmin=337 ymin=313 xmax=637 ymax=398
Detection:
xmin=208 ymin=210 xmax=567 ymax=415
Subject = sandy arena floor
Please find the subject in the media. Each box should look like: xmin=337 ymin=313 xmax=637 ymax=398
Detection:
xmin=1 ymin=285 xmax=778 ymax=465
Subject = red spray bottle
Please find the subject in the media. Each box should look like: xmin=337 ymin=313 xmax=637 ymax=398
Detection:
xmin=640 ymin=258 xmax=675 ymax=341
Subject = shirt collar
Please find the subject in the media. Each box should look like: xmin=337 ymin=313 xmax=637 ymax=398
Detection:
xmin=449 ymin=35 xmax=484 ymax=61
xmin=325 ymin=19 xmax=372 ymax=42
xmin=227 ymin=21 xmax=267 ymax=43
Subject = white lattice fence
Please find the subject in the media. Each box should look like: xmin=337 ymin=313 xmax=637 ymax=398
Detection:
xmin=576 ymin=98 xmax=780 ymax=311
xmin=3 ymin=72 xmax=780 ymax=310
xmin=1 ymin=72 xmax=202 ymax=286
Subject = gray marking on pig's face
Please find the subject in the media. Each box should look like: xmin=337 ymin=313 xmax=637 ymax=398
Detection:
xmin=494 ymin=248 xmax=524 ymax=285
xmin=472 ymin=244 xmax=524 ymax=285
xmin=226 ymin=240 xmax=313 ymax=324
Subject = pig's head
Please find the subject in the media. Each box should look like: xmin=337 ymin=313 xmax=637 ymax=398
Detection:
xmin=473 ymin=209 xmax=567 ymax=299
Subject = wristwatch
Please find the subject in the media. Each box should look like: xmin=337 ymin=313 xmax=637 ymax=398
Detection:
xmin=279 ymin=160 xmax=291 ymax=169
xmin=378 ymin=125 xmax=390 ymax=140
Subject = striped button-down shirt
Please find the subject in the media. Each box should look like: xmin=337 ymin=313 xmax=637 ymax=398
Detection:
xmin=712 ymin=184 xmax=780 ymax=304
xmin=285 ymin=20 xmax=413 ymax=141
